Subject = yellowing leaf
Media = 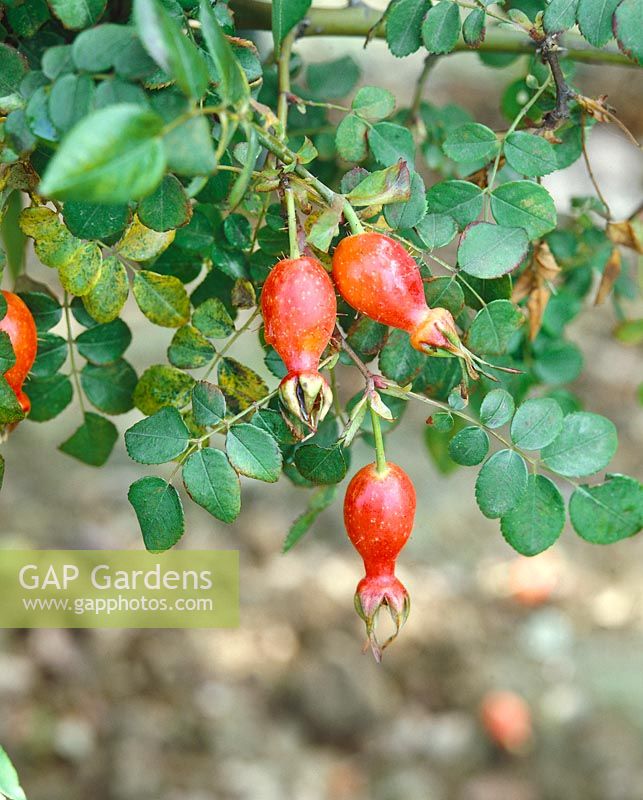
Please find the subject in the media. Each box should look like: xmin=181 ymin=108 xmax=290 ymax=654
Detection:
xmin=132 ymin=270 xmax=190 ymax=327
xmin=116 ymin=215 xmax=175 ymax=261
xmin=83 ymin=256 xmax=129 ymax=323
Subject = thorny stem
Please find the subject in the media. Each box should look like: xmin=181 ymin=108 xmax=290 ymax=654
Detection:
xmin=277 ymin=29 xmax=296 ymax=136
xmin=63 ymin=292 xmax=87 ymax=417
xmin=285 ymin=183 xmax=300 ymax=259
xmin=229 ymin=0 xmax=635 ymax=66
xmin=369 ymin=404 xmax=388 ymax=475
xmin=540 ymin=39 xmax=575 ymax=129
xmin=337 ymin=328 xmax=371 ymax=381
xmin=343 ymin=202 xmax=365 ymax=235
xmin=253 ymin=124 xmax=366 ymax=235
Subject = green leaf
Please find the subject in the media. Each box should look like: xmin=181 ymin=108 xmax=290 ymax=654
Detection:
xmin=346 ymin=161 xmax=411 ymax=206
xmin=462 ymin=7 xmax=486 ymax=45
xmin=504 ymin=131 xmax=558 ymax=177
xmin=415 ymin=213 xmax=458 ymax=250
xmin=613 ymin=318 xmax=643 ymax=345
xmin=183 ymin=447 xmax=241 ymax=522
xmin=0 ymin=376 xmax=25 ymax=425
xmin=192 ymin=297 xmax=234 ymax=338
xmin=48 ymin=74 xmax=95 ymax=134
xmin=32 ymin=332 xmax=67 ymax=377
xmin=18 ymin=290 xmax=62 ymax=332
xmin=295 ymin=444 xmax=347 ymax=485
xmin=0 ymin=746 xmax=27 ymax=800
xmin=228 ymin=126 xmax=260 ymax=210
xmin=386 ymin=0 xmax=431 ymax=57
xmin=458 ymin=221 xmax=529 ymax=279
xmin=443 ymin=123 xmax=498 ymax=163
xmin=422 ymin=0 xmax=461 ymax=54
xmin=570 ymin=474 xmax=643 ymax=543
xmin=307 ymin=206 xmax=343 ymax=252
xmin=480 ymin=388 xmax=515 ymax=428
xmin=226 ymin=423 xmax=282 ymax=482
xmin=346 ymin=317 xmax=388 ymax=358
xmin=167 ymin=324 xmax=215 ymax=369
xmin=218 ymin=357 xmax=268 ymax=414
xmin=426 ymin=180 xmax=484 ymax=229
xmin=39 ymin=104 xmax=166 ymax=202
xmin=510 ymin=397 xmax=563 ymax=450
xmin=191 ymin=380 xmax=225 ymax=426
xmin=199 ymin=0 xmax=248 ymax=104
xmin=272 ymin=0 xmax=312 ymax=54
xmin=384 ymin=171 xmax=427 ymax=229
xmin=81 ymin=358 xmax=137 ymax=414
xmin=48 ymin=0 xmax=106 ymax=29
xmin=465 ymin=299 xmax=524 ymax=355
xmin=543 ymin=0 xmax=579 ymax=32
xmin=490 ymin=181 xmax=557 ymax=239
xmin=163 ymin=114 xmax=217 ymax=176
xmin=352 ymin=86 xmax=396 ymax=123
xmin=613 ymin=0 xmax=643 ymax=63
xmin=0 ymin=44 xmax=27 ymax=112
xmin=125 ymin=406 xmax=189 ymax=464
xmin=58 ymin=411 xmax=118 ymax=466
xmin=307 ymin=55 xmax=359 ymax=99
xmin=424 ymin=276 xmax=464 ymax=316
xmin=283 ymin=485 xmax=338 ymax=552
xmin=542 ymin=411 xmax=618 ymax=477
xmin=500 ymin=475 xmax=565 ymax=555
xmin=1 ymin=192 xmax=27 ymax=280
xmin=6 ymin=0 xmax=51 ymax=38
xmin=475 ymin=449 xmax=528 ymax=518
xmin=132 ymin=270 xmax=190 ymax=328
xmin=137 ymin=175 xmax=192 ymax=232
xmin=428 ymin=411 xmax=454 ymax=432
xmin=0 ymin=331 xmax=16 ymax=374
xmin=533 ymin=340 xmax=583 ymax=385
xmin=82 ymin=256 xmax=129 ymax=323
xmin=335 ymin=114 xmax=368 ymax=162
xmin=252 ymin=408 xmax=297 ymax=446
xmin=128 ymin=476 xmax=184 ymax=552
xmin=379 ymin=328 xmax=424 ymax=384
xmin=134 ymin=0 xmax=209 ymax=98
xmin=23 ymin=374 xmax=72 ymax=421
xmin=134 ymin=363 xmax=195 ymax=415
xmin=76 ymin=318 xmax=132 ymax=365
xmin=368 ymin=121 xmax=415 ymax=168
xmin=223 ymin=214 xmax=252 ymax=250
xmin=448 ymin=425 xmax=489 ymax=465
xmin=577 ymin=0 xmax=620 ymax=47
xmin=71 ymin=23 xmax=134 ymax=72
xmin=63 ymin=201 xmax=130 ymax=240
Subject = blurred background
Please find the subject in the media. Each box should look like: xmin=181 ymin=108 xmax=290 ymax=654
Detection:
xmin=1 ymin=2 xmax=643 ymax=798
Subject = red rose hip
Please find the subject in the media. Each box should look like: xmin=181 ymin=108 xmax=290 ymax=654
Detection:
xmin=344 ymin=460 xmax=416 ymax=661
xmin=0 ymin=290 xmax=37 ymax=415
xmin=261 ymin=256 xmax=337 ymax=431
xmin=332 ymin=232 xmax=462 ymax=352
